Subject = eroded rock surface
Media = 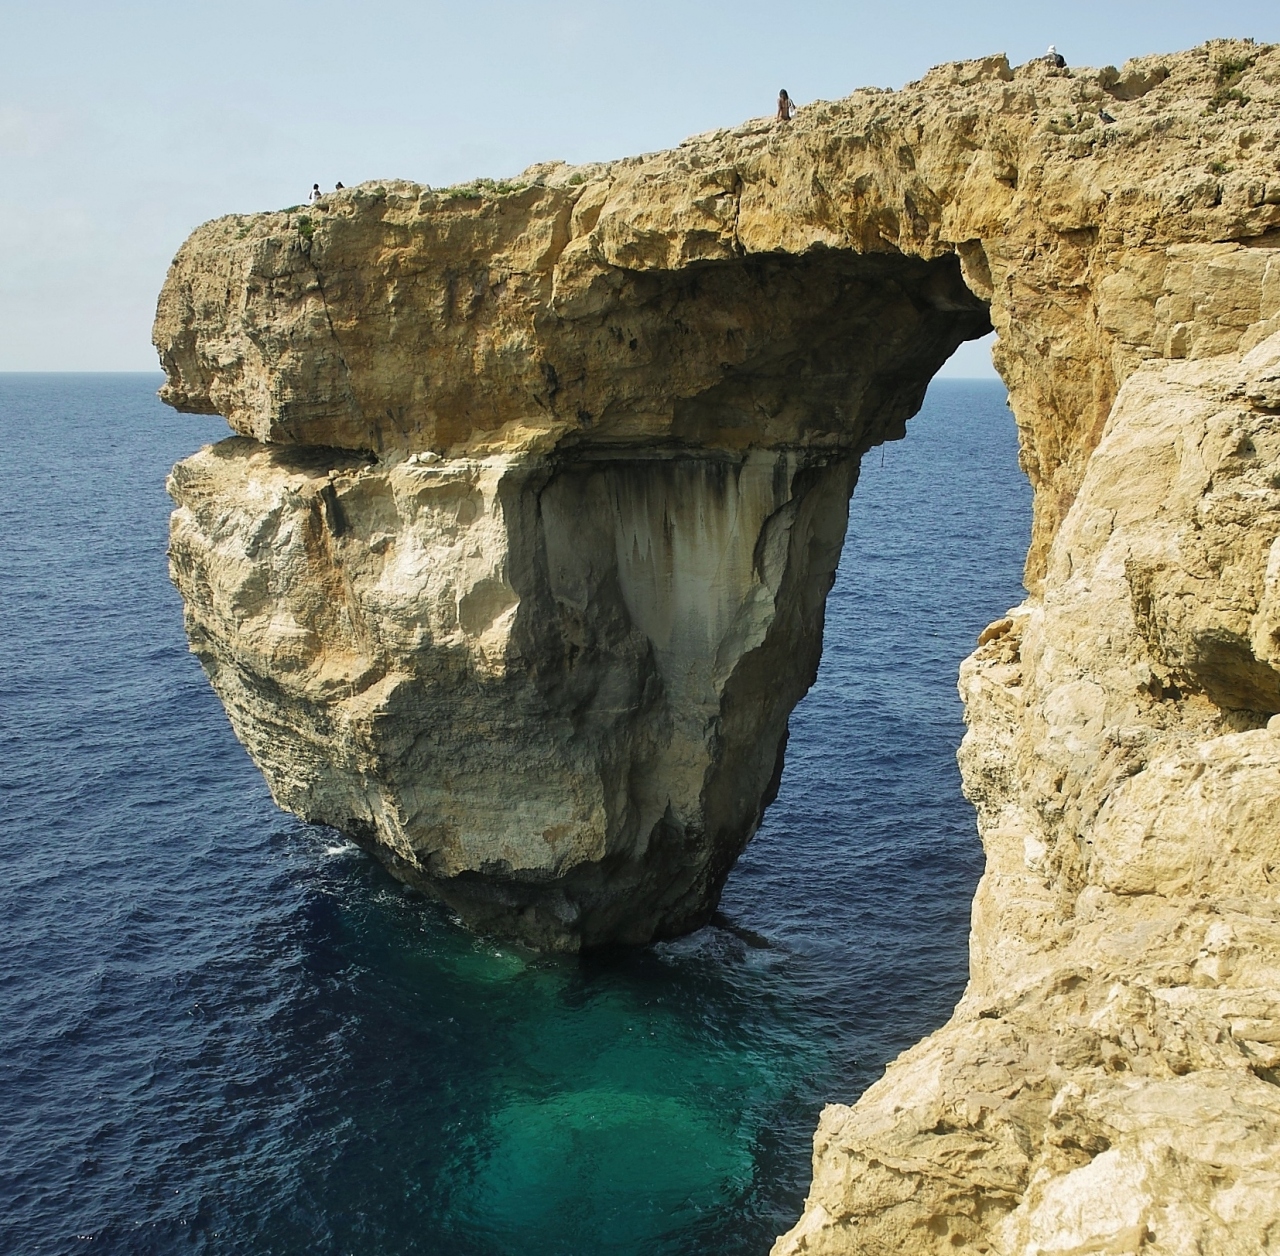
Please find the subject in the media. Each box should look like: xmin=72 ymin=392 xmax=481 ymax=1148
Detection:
xmin=775 ymin=332 xmax=1280 ymax=1255
xmin=169 ymin=440 xmax=858 ymax=946
xmin=155 ymin=38 xmax=1280 ymax=1252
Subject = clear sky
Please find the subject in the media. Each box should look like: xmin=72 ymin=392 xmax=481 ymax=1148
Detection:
xmin=2 ymin=1 xmax=1276 ymax=375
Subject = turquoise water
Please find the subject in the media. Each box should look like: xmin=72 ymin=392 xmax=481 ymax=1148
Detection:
xmin=0 ymin=374 xmax=1030 ymax=1255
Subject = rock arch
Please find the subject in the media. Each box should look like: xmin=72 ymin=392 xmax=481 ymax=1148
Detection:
xmin=157 ymin=41 xmax=1280 ymax=1251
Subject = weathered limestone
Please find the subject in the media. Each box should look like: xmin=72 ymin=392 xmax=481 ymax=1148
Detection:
xmin=775 ymin=330 xmax=1280 ymax=1255
xmin=161 ymin=206 xmax=989 ymax=948
xmin=155 ymin=38 xmax=1280 ymax=1253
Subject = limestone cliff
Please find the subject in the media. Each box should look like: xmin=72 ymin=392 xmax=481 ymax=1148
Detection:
xmin=155 ymin=39 xmax=1280 ymax=1252
xmin=774 ymin=334 xmax=1280 ymax=1255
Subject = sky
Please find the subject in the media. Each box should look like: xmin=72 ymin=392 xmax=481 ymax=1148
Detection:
xmin=1 ymin=1 xmax=1277 ymax=375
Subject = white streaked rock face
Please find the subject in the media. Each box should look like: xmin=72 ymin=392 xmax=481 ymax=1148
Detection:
xmin=169 ymin=441 xmax=855 ymax=948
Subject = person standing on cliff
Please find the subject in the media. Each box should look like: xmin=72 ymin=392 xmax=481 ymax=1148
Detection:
xmin=309 ymin=183 xmax=322 ymax=202
xmin=776 ymin=89 xmax=796 ymax=122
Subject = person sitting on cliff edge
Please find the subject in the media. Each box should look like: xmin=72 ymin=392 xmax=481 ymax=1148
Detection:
xmin=1045 ymin=44 xmax=1067 ymax=68
xmin=776 ymin=89 xmax=796 ymax=122
xmin=309 ymin=183 xmax=322 ymax=202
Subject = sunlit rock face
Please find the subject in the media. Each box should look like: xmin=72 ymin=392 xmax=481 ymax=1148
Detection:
xmin=169 ymin=441 xmax=862 ymax=948
xmin=775 ymin=329 xmax=1280 ymax=1256
xmin=156 ymin=37 xmax=1280 ymax=1254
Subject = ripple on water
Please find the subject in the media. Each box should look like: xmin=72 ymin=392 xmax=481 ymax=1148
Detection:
xmin=0 ymin=375 xmax=1029 ymax=1256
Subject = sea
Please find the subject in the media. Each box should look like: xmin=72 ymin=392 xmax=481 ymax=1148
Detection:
xmin=0 ymin=374 xmax=1030 ymax=1256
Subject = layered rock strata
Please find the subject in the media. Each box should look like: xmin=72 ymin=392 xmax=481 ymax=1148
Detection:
xmin=155 ymin=39 xmax=1280 ymax=1251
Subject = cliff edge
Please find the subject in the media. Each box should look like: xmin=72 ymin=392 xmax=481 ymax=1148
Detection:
xmin=155 ymin=40 xmax=1280 ymax=1252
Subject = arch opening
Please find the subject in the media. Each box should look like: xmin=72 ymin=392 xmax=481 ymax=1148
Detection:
xmin=713 ymin=372 xmax=1030 ymax=1215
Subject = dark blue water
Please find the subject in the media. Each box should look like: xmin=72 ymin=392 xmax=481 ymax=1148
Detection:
xmin=0 ymin=374 xmax=1029 ymax=1256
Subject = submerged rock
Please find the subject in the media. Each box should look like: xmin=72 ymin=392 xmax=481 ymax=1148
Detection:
xmin=155 ymin=38 xmax=1280 ymax=1253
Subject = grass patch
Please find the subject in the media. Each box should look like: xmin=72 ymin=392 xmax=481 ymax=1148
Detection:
xmin=1206 ymin=55 xmax=1253 ymax=111
xmin=295 ymin=215 xmax=314 ymax=240
xmin=567 ymin=171 xmax=587 ymax=186
xmin=438 ymin=176 xmax=529 ymax=201
xmin=1216 ymin=54 xmax=1253 ymax=83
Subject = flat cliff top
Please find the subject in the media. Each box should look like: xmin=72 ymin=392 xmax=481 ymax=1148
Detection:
xmin=156 ymin=40 xmax=1280 ymax=448
xmin=161 ymin=39 xmax=1280 ymax=288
